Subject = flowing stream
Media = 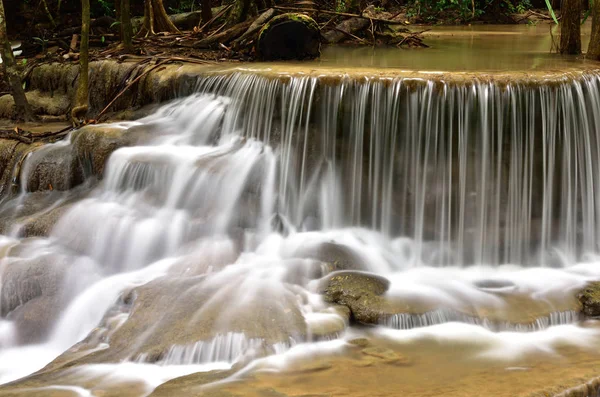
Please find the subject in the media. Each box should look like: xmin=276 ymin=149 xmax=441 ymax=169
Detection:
xmin=2 ymin=67 xmax=600 ymax=395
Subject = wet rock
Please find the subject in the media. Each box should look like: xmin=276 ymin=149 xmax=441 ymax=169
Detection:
xmin=282 ymin=258 xmax=327 ymax=285
xmin=295 ymin=242 xmax=368 ymax=272
xmin=1 ymin=254 xmax=72 ymax=343
xmin=320 ymin=270 xmax=390 ymax=325
xmin=0 ymin=189 xmax=86 ymax=238
xmin=307 ymin=307 xmax=348 ymax=340
xmin=66 ymin=274 xmax=308 ymax=365
xmin=0 ymin=140 xmax=35 ymax=198
xmin=578 ymin=282 xmax=600 ymax=317
xmin=16 ymin=204 xmax=73 ymax=237
xmin=22 ymin=143 xmax=80 ymax=192
xmin=70 ymin=124 xmax=153 ymax=181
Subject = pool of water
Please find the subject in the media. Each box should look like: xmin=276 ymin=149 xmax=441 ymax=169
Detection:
xmin=315 ymin=23 xmax=598 ymax=71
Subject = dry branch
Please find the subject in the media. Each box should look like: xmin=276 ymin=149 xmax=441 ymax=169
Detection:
xmin=194 ymin=20 xmax=252 ymax=48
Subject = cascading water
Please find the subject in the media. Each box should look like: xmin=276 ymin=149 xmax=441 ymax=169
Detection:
xmin=1 ymin=68 xmax=600 ymax=395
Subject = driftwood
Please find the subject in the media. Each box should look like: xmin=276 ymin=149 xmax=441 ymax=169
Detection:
xmin=194 ymin=20 xmax=252 ymax=48
xmin=232 ymin=8 xmax=276 ymax=46
xmin=322 ymin=17 xmax=369 ymax=43
xmin=273 ymin=6 xmax=408 ymax=25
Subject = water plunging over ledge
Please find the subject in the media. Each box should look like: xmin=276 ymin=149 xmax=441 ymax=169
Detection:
xmin=1 ymin=60 xmax=600 ymax=396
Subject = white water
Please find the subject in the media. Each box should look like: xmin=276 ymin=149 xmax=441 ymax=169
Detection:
xmin=1 ymin=72 xmax=600 ymax=392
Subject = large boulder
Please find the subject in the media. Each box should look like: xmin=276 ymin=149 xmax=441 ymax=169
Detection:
xmin=257 ymin=13 xmax=321 ymax=61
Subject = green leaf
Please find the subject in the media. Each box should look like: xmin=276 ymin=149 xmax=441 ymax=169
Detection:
xmin=21 ymin=58 xmax=27 ymax=65
xmin=545 ymin=0 xmax=559 ymax=24
xmin=101 ymin=36 xmax=105 ymax=43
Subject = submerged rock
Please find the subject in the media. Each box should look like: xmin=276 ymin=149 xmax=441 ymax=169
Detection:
xmin=578 ymin=282 xmax=600 ymax=317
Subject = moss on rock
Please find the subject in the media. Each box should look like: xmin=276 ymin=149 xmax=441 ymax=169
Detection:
xmin=321 ymin=270 xmax=391 ymax=325
xmin=578 ymin=282 xmax=600 ymax=317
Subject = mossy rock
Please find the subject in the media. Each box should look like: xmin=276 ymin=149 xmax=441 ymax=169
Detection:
xmin=320 ymin=270 xmax=391 ymax=325
xmin=578 ymin=282 xmax=600 ymax=317
xmin=257 ymin=13 xmax=320 ymax=61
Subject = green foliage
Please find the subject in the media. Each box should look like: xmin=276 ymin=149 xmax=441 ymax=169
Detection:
xmin=405 ymin=0 xmax=535 ymax=22
xmin=168 ymin=0 xmax=199 ymax=14
xmin=91 ymin=0 xmax=115 ymax=18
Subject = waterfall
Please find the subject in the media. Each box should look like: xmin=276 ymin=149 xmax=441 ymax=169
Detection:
xmin=190 ymin=71 xmax=600 ymax=266
xmin=1 ymin=68 xmax=600 ymax=390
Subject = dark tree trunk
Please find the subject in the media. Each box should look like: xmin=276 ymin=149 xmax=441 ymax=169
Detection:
xmin=72 ymin=0 xmax=90 ymax=124
xmin=560 ymin=0 xmax=581 ymax=54
xmin=139 ymin=0 xmax=180 ymax=36
xmin=227 ymin=0 xmax=253 ymax=26
xmin=588 ymin=0 xmax=600 ymax=59
xmin=0 ymin=0 xmax=34 ymax=121
xmin=201 ymin=1 xmax=212 ymax=25
xmin=121 ymin=0 xmax=133 ymax=51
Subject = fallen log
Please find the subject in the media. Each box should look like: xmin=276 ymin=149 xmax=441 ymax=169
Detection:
xmin=322 ymin=17 xmax=369 ymax=44
xmin=232 ymin=8 xmax=276 ymax=47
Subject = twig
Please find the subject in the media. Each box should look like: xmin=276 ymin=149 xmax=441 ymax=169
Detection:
xmin=198 ymin=4 xmax=233 ymax=32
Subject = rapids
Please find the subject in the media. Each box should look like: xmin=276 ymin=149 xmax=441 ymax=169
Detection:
xmin=2 ymin=67 xmax=600 ymax=395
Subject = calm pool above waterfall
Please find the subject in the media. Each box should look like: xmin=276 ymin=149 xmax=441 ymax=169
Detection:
xmin=1 ymin=26 xmax=600 ymax=397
